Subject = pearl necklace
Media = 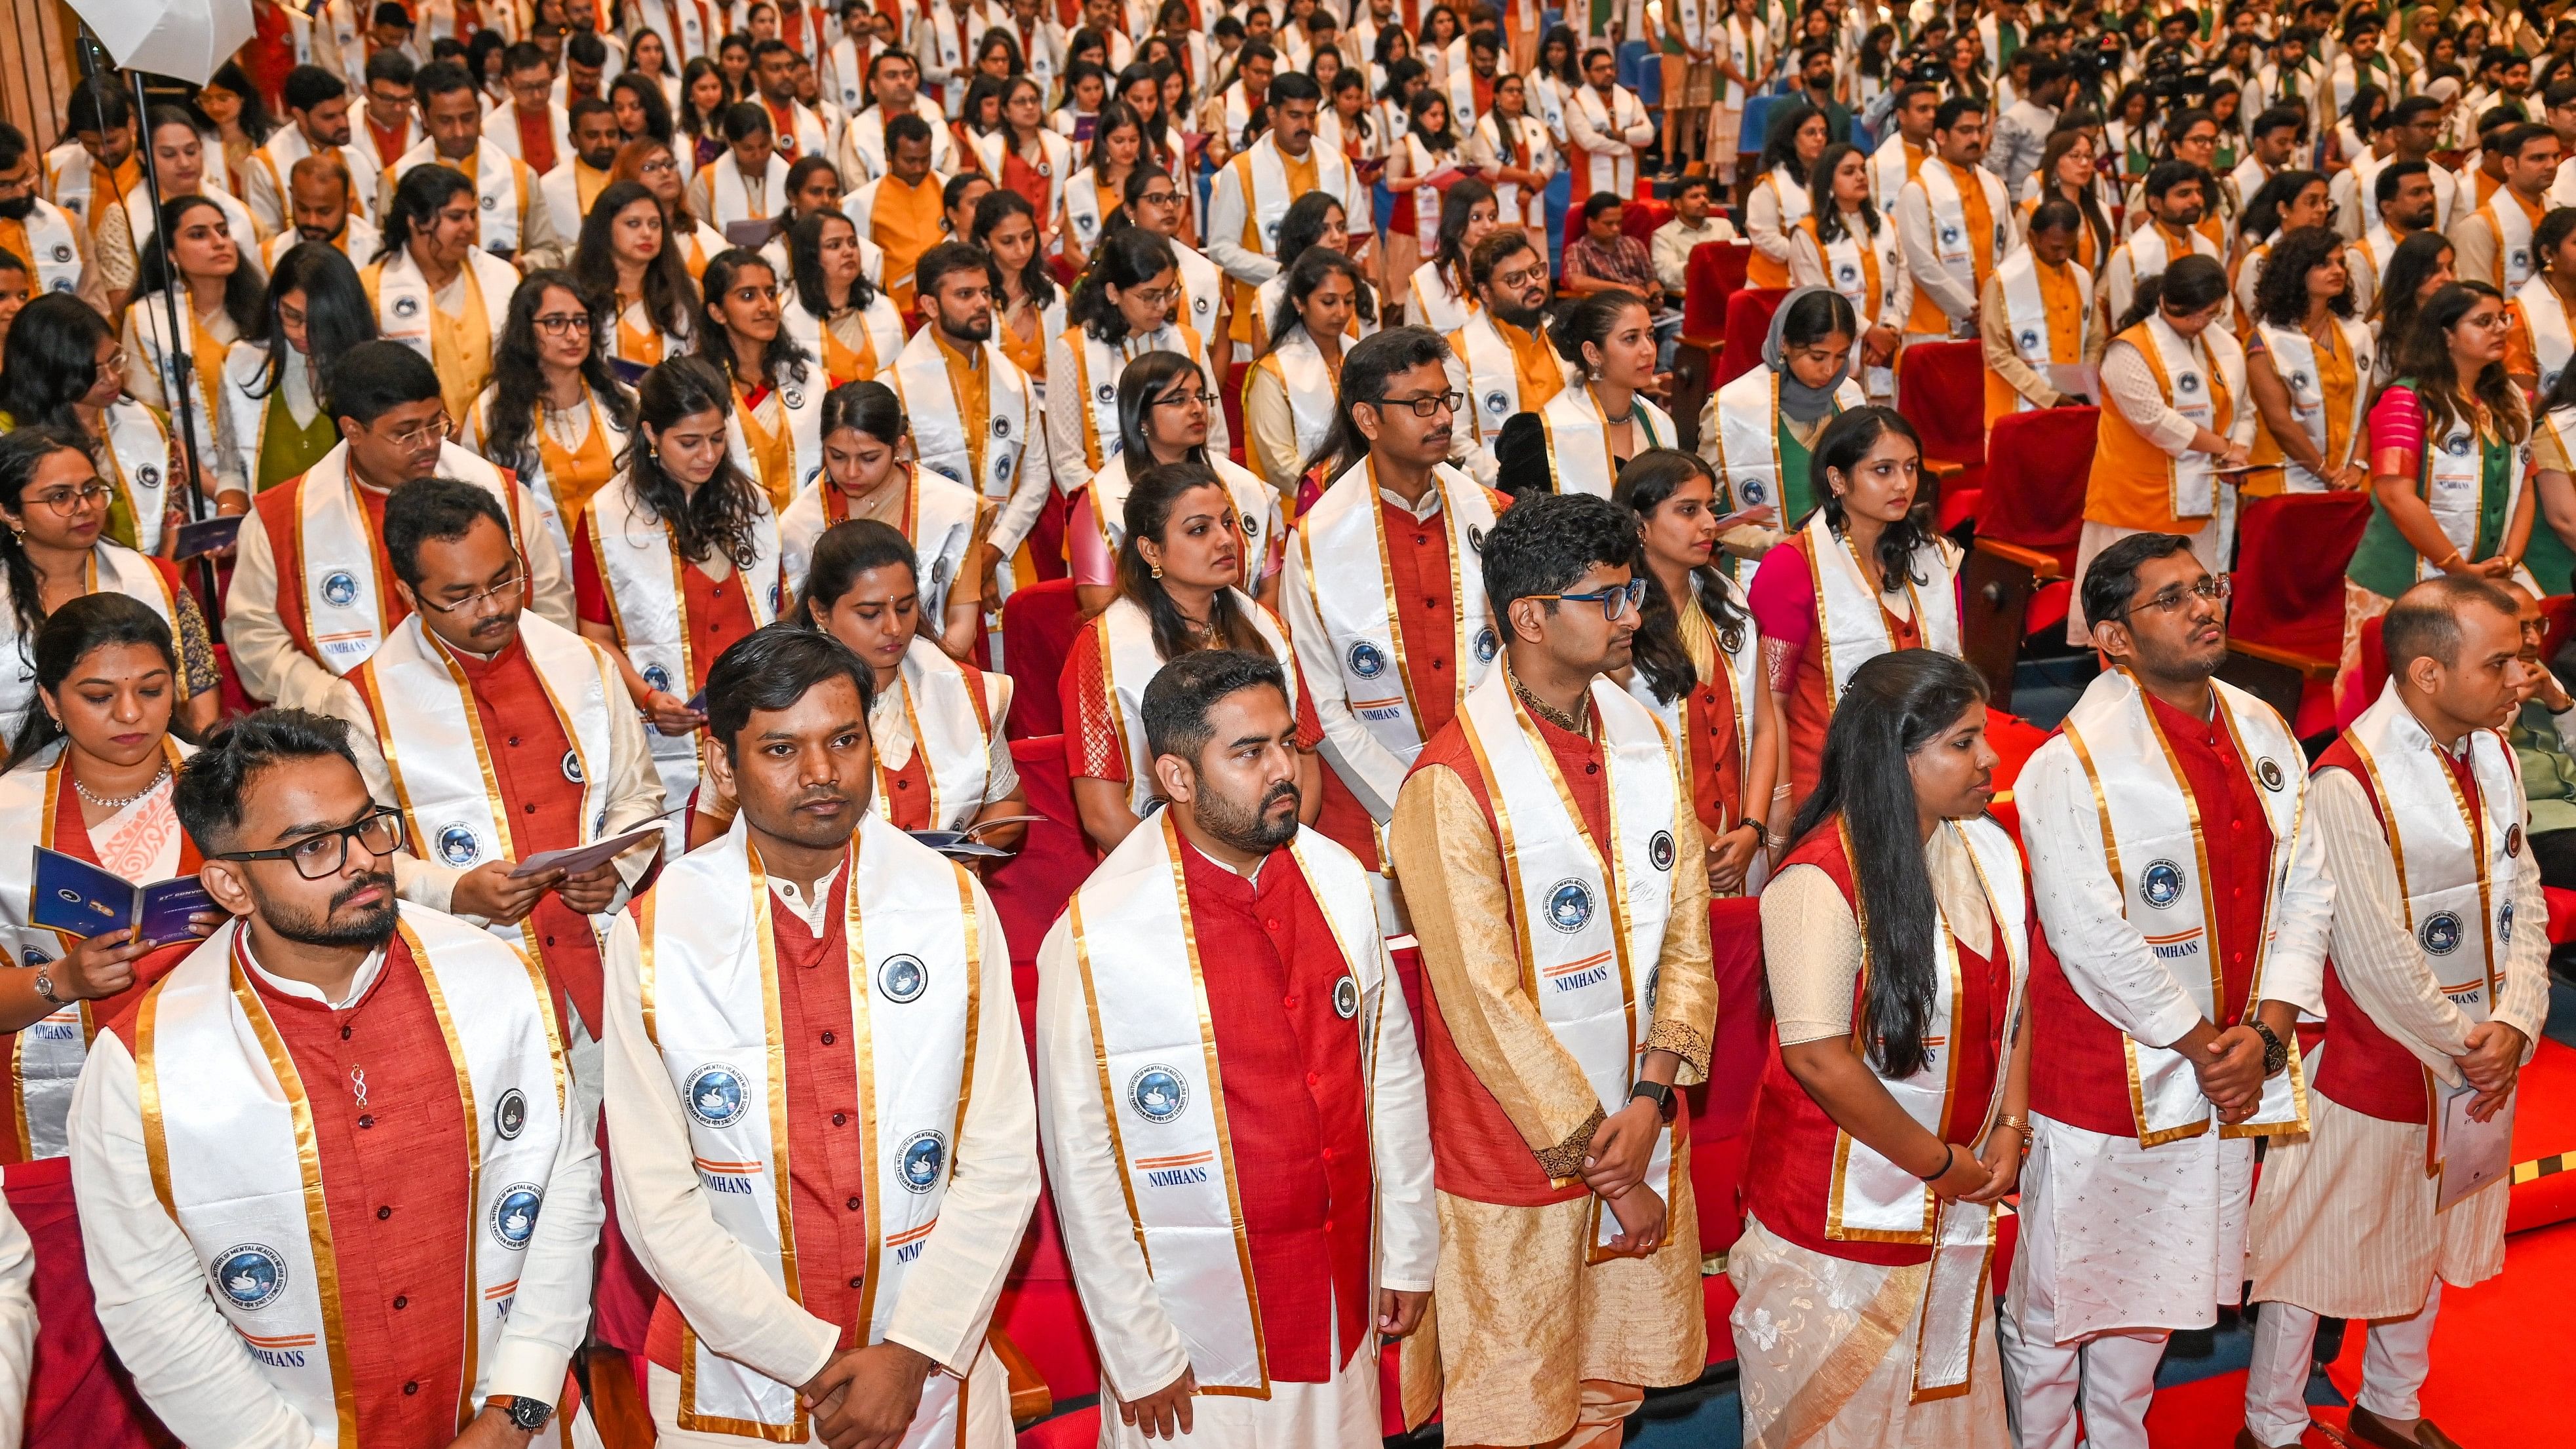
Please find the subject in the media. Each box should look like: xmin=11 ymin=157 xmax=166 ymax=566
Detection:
xmin=74 ymin=761 xmax=170 ymax=811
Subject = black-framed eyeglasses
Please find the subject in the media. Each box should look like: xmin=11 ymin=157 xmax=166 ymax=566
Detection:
xmin=1151 ymin=389 xmax=1222 ymax=407
xmin=2119 ymin=575 xmax=2231 ymax=619
xmin=1369 ymin=389 xmax=1464 ymax=418
xmin=214 ymin=807 xmax=408 ymax=879
xmin=1532 ymin=577 xmax=1649 ymax=621
xmin=532 ymin=312 xmax=595 ymax=334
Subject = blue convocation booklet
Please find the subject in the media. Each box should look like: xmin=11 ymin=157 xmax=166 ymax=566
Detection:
xmin=29 ymin=847 xmax=214 ymax=945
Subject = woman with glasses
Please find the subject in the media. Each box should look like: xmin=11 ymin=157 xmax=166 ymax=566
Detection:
xmin=1072 ymin=350 xmax=1281 ymax=617
xmin=973 ymin=77 xmax=1074 ymax=254
xmin=695 ymin=246 xmax=823 ymax=511
xmin=775 ymin=208 xmax=904 ymax=387
xmin=574 ymin=178 xmax=703 ymax=370
xmin=96 ymin=106 xmax=260 ymax=318
xmin=0 ymin=296 xmax=185 ymax=557
xmin=0 ymin=427 xmax=218 ymax=741
xmin=2341 ymin=280 xmax=2537 ymax=683
xmin=778 ymin=380 xmax=986 ymax=653
xmin=217 ymin=243 xmax=378 ymax=511
xmin=464 ymin=270 xmax=640 ymax=577
xmin=2073 ymin=255 xmax=2254 ymax=645
xmin=0 ymin=594 xmax=219 ymax=1168
xmin=1061 ymin=457 xmax=1322 ymax=853
xmin=1699 ymin=288 xmax=1867 ymax=546
xmin=1746 ymin=406 xmax=1963 ymax=813
xmin=1044 ymin=225 xmax=1229 ymax=501
xmin=612 ymin=138 xmax=734 ymax=284
xmin=1500 ymin=287 xmax=1678 ymax=499
xmin=571 ymin=355 xmax=779 ymax=814
xmin=794 ymin=517 xmax=1028 ymax=849
xmin=1245 ymin=247 xmax=1375 ymax=499
xmin=123 ymin=194 xmax=261 ymax=509
xmin=1734 ymin=648 xmax=2027 ymax=1448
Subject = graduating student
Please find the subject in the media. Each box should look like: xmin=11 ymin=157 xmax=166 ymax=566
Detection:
xmin=217 ymin=242 xmax=380 ymax=507
xmin=2244 ymin=576 xmax=2548 ymax=1449
xmin=841 ymin=111 xmax=952 ymax=317
xmin=1981 ymin=199 xmax=2101 ymax=423
xmin=385 ymin=61 xmax=562 ymax=268
xmin=1245 ymin=248 xmax=1376 ymax=497
xmin=1745 ymin=406 xmax=1962 ymax=813
xmin=1561 ymin=45 xmax=1654 ymax=211
xmin=690 ymin=102 xmax=797 ymax=230
xmin=1207 ymin=73 xmax=1369 ymax=354
xmin=540 ymin=97 xmax=630 ymax=244
xmin=570 ymin=355 xmax=781 ymax=815
xmin=70 ymin=709 xmax=604 ymax=1446
xmin=602 ymin=624 xmax=1037 ymax=1445
xmin=242 ymin=64 xmax=383 ymax=239
xmin=361 ymin=164 xmax=520 ymax=428
xmin=1894 ymin=94 xmax=2014 ymax=343
xmin=779 ymin=380 xmax=985 ymax=654
xmin=1731 ymin=648 xmax=2028 ymax=1446
xmin=794 ymin=519 xmax=1025 ymax=841
xmin=0 ymin=299 xmax=182 ymax=568
xmin=1405 ymin=178 xmax=1496 ymax=338
xmin=1443 ymin=228 xmax=1566 ymax=486
xmin=0 ymin=124 xmax=102 ymax=315
xmin=1044 ymin=226 xmax=1229 ymax=503
xmin=883 ymin=241 xmax=1052 ymax=611
xmin=694 ymin=246 xmax=825 ymax=511
xmin=1038 ymin=648 xmax=1435 ymax=1446
xmin=2447 ymin=119 xmax=2558 ymax=289
xmin=1072 ymin=351 xmax=1281 ymax=619
xmin=1509 ymin=288 xmax=1679 ymax=497
xmin=2242 ymin=225 xmax=2374 ymax=496
xmin=121 ymin=195 xmax=260 ymax=522
xmin=2008 ymin=533 xmax=2332 ymax=1449
xmin=576 ymin=176 xmax=705 ymax=372
xmin=1386 ymin=490 xmax=1716 ymax=1449
xmin=1788 ymin=141 xmax=1909 ymax=403
xmin=97 ymin=107 xmax=256 ymax=316
xmin=1696 ymin=286 xmax=1866 ymax=534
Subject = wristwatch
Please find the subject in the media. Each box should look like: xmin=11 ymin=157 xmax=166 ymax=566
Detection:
xmin=1628 ymin=1079 xmax=1677 ymax=1122
xmin=2250 ymin=1020 xmax=2288 ymax=1078
xmin=498 ymin=1397 xmax=553 ymax=1433
xmin=30 ymin=969 xmax=62 ymax=1009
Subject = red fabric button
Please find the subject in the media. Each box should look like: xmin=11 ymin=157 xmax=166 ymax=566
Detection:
xmin=1306 ymin=1072 xmax=1321 ymax=1087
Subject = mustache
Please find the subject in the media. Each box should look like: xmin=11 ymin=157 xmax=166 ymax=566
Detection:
xmin=332 ymin=870 xmax=395 ymax=912
xmin=1261 ymin=779 xmax=1299 ymax=812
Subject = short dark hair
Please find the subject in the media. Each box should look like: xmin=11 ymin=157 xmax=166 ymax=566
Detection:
xmin=2384 ymin=574 xmax=2519 ymax=672
xmin=1893 ymin=81 xmax=1940 ymax=111
xmin=2143 ymin=157 xmax=2205 ymax=202
xmin=1480 ymin=491 xmax=1639 ymax=617
xmin=1933 ymin=94 xmax=1987 ymax=130
xmin=1467 ymin=227 xmax=1535 ymax=288
xmin=2080 ymin=530 xmax=2198 ymax=636
xmin=2376 ymin=157 xmax=2432 ymax=206
xmin=703 ymin=621 xmax=876 ymax=758
xmin=569 ymin=30 xmax=610 ymax=66
xmin=382 ymin=477 xmax=511 ymax=589
xmin=2025 ymin=57 xmax=2068 ymax=88
xmin=0 ymin=124 xmax=26 ymax=174
xmin=914 ymin=239 xmax=998 ymax=298
xmin=173 ymin=710 xmax=364 ymax=853
xmin=284 ymin=64 xmax=349 ymax=113
xmin=2500 ymin=121 xmax=2558 ymax=160
xmin=327 ymin=341 xmax=442 ymax=426
xmin=2249 ymin=104 xmax=2305 ymax=139
xmin=0 ymin=248 xmax=24 ymax=277
xmin=2388 ymin=94 xmax=2444 ymax=128
xmin=504 ymin=41 xmax=550 ymax=75
xmin=568 ymin=95 xmax=616 ymax=130
xmin=1269 ymin=71 xmax=1322 ymax=105
xmin=2028 ymin=197 xmax=2084 ymax=233
xmin=64 ymin=81 xmax=132 ymax=137
xmin=722 ymin=101 xmax=774 ymax=143
xmin=415 ymin=58 xmax=480 ymax=104
xmin=886 ymin=111 xmax=934 ymax=148
xmin=1141 ymin=648 xmax=1291 ymax=763
xmin=366 ymin=48 xmax=418 ymax=88
xmin=1580 ymin=189 xmax=1624 ymax=224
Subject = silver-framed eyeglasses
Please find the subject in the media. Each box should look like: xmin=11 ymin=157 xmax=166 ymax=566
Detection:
xmin=417 ymin=571 xmax=528 ymax=615
xmin=2120 ymin=575 xmax=2231 ymax=619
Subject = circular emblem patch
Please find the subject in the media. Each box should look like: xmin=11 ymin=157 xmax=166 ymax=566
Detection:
xmin=21 ymin=950 xmax=47 ymax=968
xmin=1468 ymin=524 xmax=1487 ymax=554
xmin=2507 ymin=823 xmax=2525 ymax=858
xmin=781 ymin=385 xmax=804 ymax=408
xmin=2177 ymin=372 xmax=2201 ymax=395
xmin=438 ymin=824 xmax=480 ymax=866
xmin=2140 ymin=859 xmax=2185 ymax=908
xmin=1096 ymin=383 xmax=1115 ymax=402
xmin=642 ymin=663 xmax=673 ymax=693
xmin=1037 ymin=161 xmax=1052 ymax=178
xmin=1546 ymin=878 xmax=1593 ymax=933
xmin=50 ymin=243 xmax=71 ymax=263
xmin=45 ymin=278 xmax=69 ymax=293
xmin=561 ymin=750 xmax=585 ymax=784
xmin=321 ymin=570 xmax=361 ymax=608
xmin=2512 ymin=248 xmax=2531 ymax=273
xmin=1333 ymin=975 xmax=1359 ymax=1018
xmin=2420 ymin=910 xmax=2464 ymax=956
xmin=899 ymin=1129 xmax=947 ymax=1192
xmin=1645 ymin=964 xmax=1661 ymax=1014
xmin=2501 ymin=898 xmax=2516 ymax=943
xmin=878 ymin=953 xmax=927 ymax=1002
xmin=992 ymin=415 xmax=1011 ymax=438
xmin=214 ymin=1244 xmax=288 ymax=1311
xmin=1837 ymin=261 xmax=1859 ymax=285
xmin=1475 ymin=626 xmax=1499 ymax=663
xmin=1127 ymin=1064 xmax=1188 ymax=1123
xmin=2550 ymin=370 xmax=2567 ymax=394
xmin=2290 ymin=370 xmax=2311 ymax=393
xmin=993 ymin=453 xmax=1014 ymax=484
xmin=2448 ymin=432 xmax=2475 ymax=456
xmin=496 ymin=1087 xmax=527 ymax=1140
xmin=1347 ymin=640 xmax=1387 ymax=678
xmin=136 ymin=464 xmax=160 ymax=489
xmin=1940 ymin=223 xmax=1961 ymax=245
xmin=1721 ymin=623 xmax=1745 ymax=654
xmin=392 ymin=295 xmax=421 ymax=319
xmin=1484 ymin=389 xmax=1510 ymax=416
xmin=2018 ymin=327 xmax=2040 ymax=351
xmin=489 ymin=1184 xmax=541 ymax=1248
xmin=1193 ymin=294 xmax=1210 ymax=315
xmin=480 ymin=191 xmax=497 ymax=210
xmin=1741 ymin=476 xmax=1769 ymax=505
xmin=2257 ymin=757 xmax=2284 ymax=792
xmin=1649 ymin=830 xmax=1675 ymax=871
xmin=1241 ymin=514 xmax=1258 ymax=539
xmin=684 ymin=1064 xmax=748 ymax=1127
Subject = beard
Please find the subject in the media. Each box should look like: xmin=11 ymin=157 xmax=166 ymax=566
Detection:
xmin=1192 ymin=774 xmax=1301 ymax=856
xmin=258 ymin=870 xmax=400 ymax=949
xmin=1493 ymin=293 xmax=1547 ymax=329
xmin=946 ymin=309 xmax=994 ymax=342
xmin=0 ymin=194 xmax=34 ymax=222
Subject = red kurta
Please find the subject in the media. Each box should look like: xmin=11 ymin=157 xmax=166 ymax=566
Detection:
xmin=648 ymin=883 xmax=880 ymax=1370
xmin=2305 ymin=735 xmax=2488 ymax=1125
xmin=514 ymin=104 xmax=558 ymax=174
xmin=254 ymin=474 xmax=402 ymax=670
xmin=2027 ymin=689 xmax=2278 ymax=1136
xmin=1179 ymin=843 xmax=1373 ymax=1380
xmin=880 ymin=660 xmax=999 ymax=832
xmin=1408 ymin=703 xmax=1609 ymax=1207
xmin=569 ymin=513 xmax=760 ymax=695
xmin=1680 ymin=663 xmax=1746 ymax=844
xmin=113 ymin=935 xmax=475 ymax=1442
xmin=1742 ymin=822 xmax=2008 ymax=1267
xmin=1059 ymin=626 xmax=1325 ymax=784
xmin=1774 ymin=533 xmax=1921 ymax=814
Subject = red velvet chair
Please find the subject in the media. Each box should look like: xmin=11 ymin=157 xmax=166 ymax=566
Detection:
xmin=1674 ymin=240 xmax=1752 ymax=451
xmin=2223 ymin=492 xmax=2372 ymax=735
xmin=1957 ymin=407 xmax=2098 ymax=708
xmin=1001 ymin=579 xmax=1083 ymax=737
xmin=1622 ymin=195 xmax=1675 ymax=242
xmin=1714 ymin=286 xmax=1791 ymax=388
xmin=1894 ymin=341 xmax=1988 ymax=509
xmin=1017 ymin=1406 xmax=1103 ymax=1446
xmin=983 ymin=735 xmax=1098 ymax=993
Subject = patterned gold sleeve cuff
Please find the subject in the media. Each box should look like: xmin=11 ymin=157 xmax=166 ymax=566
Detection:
xmin=1535 ymin=1106 xmax=1607 ymax=1182
xmin=1649 ymin=1020 xmax=1713 ymax=1079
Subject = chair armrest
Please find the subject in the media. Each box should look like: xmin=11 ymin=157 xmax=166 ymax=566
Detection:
xmin=2225 ymin=637 xmax=2337 ymax=680
xmin=1922 ymin=457 xmax=1967 ymax=482
xmin=989 ymin=1326 xmax=1053 ymax=1425
xmin=1971 ymin=537 xmax=2065 ymax=580
xmin=1679 ymin=332 xmax=1724 ymax=351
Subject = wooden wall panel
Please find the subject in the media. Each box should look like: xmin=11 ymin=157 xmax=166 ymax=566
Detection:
xmin=0 ymin=0 xmax=83 ymax=151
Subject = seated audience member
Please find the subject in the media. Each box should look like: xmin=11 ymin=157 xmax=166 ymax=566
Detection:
xmin=695 ymin=245 xmax=824 ymax=510
xmin=1650 ymin=174 xmax=1740 ymax=296
xmin=123 ymin=194 xmax=262 ymax=513
xmin=576 ymin=178 xmax=705 ymax=368
xmin=1074 ymin=350 xmax=1281 ymax=619
xmin=1500 ymin=288 xmax=1679 ymax=497
xmin=1789 ymin=142 xmax=1909 ymax=402
xmin=1245 ymin=248 xmax=1375 ymax=497
xmin=1 ymin=294 xmax=186 ymax=559
xmin=1405 ymin=178 xmax=1498 ymax=337
xmin=1561 ymin=191 xmax=1682 ymax=364
xmin=218 ymin=242 xmax=380 ymax=507
xmin=2506 ymin=578 xmax=2576 ymax=889
xmin=1045 ymin=225 xmax=1231 ymax=503
xmin=777 ymin=207 xmax=905 ymax=385
xmin=778 ymin=380 xmax=986 ymax=655
xmin=361 ymin=164 xmax=521 ymax=427
xmin=1698 ymin=286 xmax=1865 ymax=547
xmin=464 ymin=269 xmax=640 ymax=576
xmin=1444 ymin=227 xmax=1567 ymax=484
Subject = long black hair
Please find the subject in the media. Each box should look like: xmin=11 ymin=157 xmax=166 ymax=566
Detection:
xmin=480 ymin=269 xmax=639 ymax=476
xmin=1808 ymin=142 xmax=1881 ymax=244
xmin=134 ymin=195 xmax=262 ymax=336
xmin=2252 ymin=224 xmax=2357 ymax=327
xmin=5 ymin=590 xmax=187 ymax=772
xmin=1066 ymin=226 xmax=1178 ymax=343
xmin=971 ymin=188 xmax=1057 ymax=311
xmin=678 ymin=56 xmax=730 ymax=138
xmin=623 ymin=355 xmax=772 ymax=568
xmin=784 ymin=209 xmax=881 ymax=319
xmin=1275 ymin=190 xmax=1348 ymax=269
xmin=0 ymin=427 xmax=90 ymax=644
xmin=1614 ymin=448 xmax=1750 ymax=706
xmin=0 ymin=295 xmax=115 ymax=434
xmin=610 ymin=69 xmax=677 ymax=144
xmin=792 ymin=517 xmax=920 ymax=630
xmin=1786 ymin=647 xmax=1992 ymax=1079
xmin=1814 ymin=406 xmax=1937 ymax=589
xmin=574 ymin=178 xmax=704 ymax=341
xmin=2397 ymin=280 xmax=2531 ymax=444
xmin=1262 ymin=247 xmax=1374 ymax=355
xmin=2115 ymin=251 xmax=2229 ymax=332
xmin=695 ymin=246 xmax=813 ymax=387
xmin=1406 ymin=86 xmax=1459 ymax=150
xmin=2371 ymin=229 xmax=2455 ymax=370
xmin=199 ymin=60 xmax=275 ymax=145
xmin=248 ymin=242 xmax=378 ymax=404
xmin=372 ymin=163 xmax=475 ymax=265
xmin=1115 ymin=461 xmax=1271 ymax=661
xmin=2238 ymin=167 xmax=2326 ymax=242
xmin=1115 ymin=349 xmax=1213 ymax=464
xmin=1086 ymin=100 xmax=1146 ymax=184
xmin=1430 ymin=178 xmax=1495 ymax=277
xmin=1759 ymin=100 xmax=1824 ymax=187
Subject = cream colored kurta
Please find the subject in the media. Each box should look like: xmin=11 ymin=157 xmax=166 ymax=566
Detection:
xmin=2246 ymin=760 xmax=2551 ymax=1319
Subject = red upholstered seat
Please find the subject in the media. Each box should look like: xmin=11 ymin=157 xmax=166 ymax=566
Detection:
xmin=1681 ymin=240 xmax=1749 ymax=342
xmin=984 ymin=735 xmax=1097 ymax=992
xmin=1015 ymin=1402 xmax=1102 ymax=1446
xmin=1895 ymin=340 xmax=1987 ymax=502
xmin=1973 ymin=406 xmax=2097 ymax=635
xmin=1001 ymin=579 xmax=1083 ymax=738
xmin=1025 ymin=487 xmax=1070 ymax=582
xmin=1622 ymin=196 xmax=1674 ymax=241
xmin=2548 ymin=886 xmax=2576 ymax=945
xmin=1715 ymin=287 xmax=1790 ymax=387
xmin=2227 ymin=492 xmax=2371 ymax=735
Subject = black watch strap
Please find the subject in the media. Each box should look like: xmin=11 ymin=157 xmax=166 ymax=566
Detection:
xmin=2250 ymin=1020 xmax=2288 ymax=1077
xmin=1628 ymin=1079 xmax=1675 ymax=1121
xmin=504 ymin=1396 xmax=554 ymax=1432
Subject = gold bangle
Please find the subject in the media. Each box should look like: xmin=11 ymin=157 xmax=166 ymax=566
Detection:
xmin=1995 ymin=1113 xmax=2035 ymax=1139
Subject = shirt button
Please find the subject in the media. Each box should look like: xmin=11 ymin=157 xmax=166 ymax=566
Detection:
xmin=848 ymin=1275 xmax=863 ymax=1289
xmin=524 ymin=803 xmax=537 ymax=813
xmin=1432 ymin=658 xmax=1446 ymax=671
xmin=1586 ymin=763 xmax=1599 ymax=775
xmin=832 ymin=1111 xmax=848 ymax=1126
xmin=1424 ymin=597 xmax=1437 ymax=609
xmin=846 ymin=1195 xmax=863 ymax=1212
xmin=821 ymin=1030 xmax=836 ymax=1045
xmin=1265 ymin=918 xmax=1281 ymax=930
xmin=340 ymin=1025 xmax=353 ymax=1041
xmin=545 ymin=936 xmax=556 ymax=946
xmin=1413 ymin=533 xmax=1428 ymax=545
xmin=1320 ymin=1147 xmax=1334 ymax=1163
xmin=359 ymin=1115 xmax=374 ymax=1129
xmin=404 ymin=1382 xmax=419 ymax=1396
xmin=508 ymin=737 xmax=521 ymax=747
xmin=393 ymin=1295 xmax=407 ymax=1309
xmin=377 ymin=1206 xmax=392 ymax=1220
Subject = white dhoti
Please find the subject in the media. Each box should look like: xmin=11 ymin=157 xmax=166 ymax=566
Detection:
xmin=1727 ymin=1215 xmax=2010 ymax=1449
xmin=649 ymin=1346 xmax=1013 ymax=1447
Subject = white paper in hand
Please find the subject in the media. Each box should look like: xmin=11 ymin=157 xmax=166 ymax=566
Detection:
xmin=508 ymin=825 xmax=667 ymax=879
xmin=2436 ymin=1077 xmax=2516 ymax=1212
